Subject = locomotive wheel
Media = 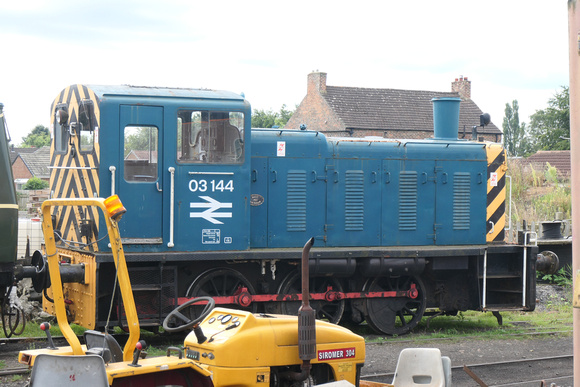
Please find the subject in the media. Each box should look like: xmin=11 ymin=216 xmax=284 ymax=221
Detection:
xmin=185 ymin=268 xmax=258 ymax=314
xmin=363 ymin=275 xmax=426 ymax=336
xmin=277 ymin=271 xmax=345 ymax=324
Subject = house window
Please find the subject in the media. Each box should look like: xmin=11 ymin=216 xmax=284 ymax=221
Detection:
xmin=124 ymin=126 xmax=158 ymax=182
xmin=177 ymin=110 xmax=244 ymax=164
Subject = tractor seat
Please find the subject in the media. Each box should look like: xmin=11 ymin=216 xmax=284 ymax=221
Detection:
xmin=30 ymin=354 xmax=108 ymax=387
xmin=392 ymin=348 xmax=452 ymax=387
xmin=84 ymin=330 xmax=124 ymax=364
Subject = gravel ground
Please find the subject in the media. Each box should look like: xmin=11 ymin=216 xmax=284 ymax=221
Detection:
xmin=364 ymin=336 xmax=572 ymax=384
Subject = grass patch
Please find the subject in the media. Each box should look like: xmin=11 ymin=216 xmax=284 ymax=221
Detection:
xmin=363 ymin=291 xmax=572 ymax=343
xmin=0 ymin=321 xmax=166 ymax=339
xmin=146 ymin=345 xmax=174 ymax=357
xmin=539 ymin=265 xmax=573 ymax=287
xmin=0 ymin=321 xmax=88 ymax=339
xmin=11 ymin=375 xmax=24 ymax=382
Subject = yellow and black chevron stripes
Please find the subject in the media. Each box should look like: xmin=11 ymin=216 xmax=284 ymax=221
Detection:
xmin=49 ymin=85 xmax=101 ymax=251
xmin=486 ymin=143 xmax=507 ymax=242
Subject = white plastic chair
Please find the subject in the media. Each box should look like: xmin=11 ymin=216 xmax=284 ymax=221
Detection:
xmin=29 ymin=354 xmax=109 ymax=387
xmin=392 ymin=348 xmax=451 ymax=387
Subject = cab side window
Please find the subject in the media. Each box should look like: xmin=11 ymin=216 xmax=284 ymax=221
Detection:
xmin=177 ymin=110 xmax=244 ymax=164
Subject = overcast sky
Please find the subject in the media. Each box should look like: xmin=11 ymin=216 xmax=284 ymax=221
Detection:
xmin=0 ymin=0 xmax=570 ymax=145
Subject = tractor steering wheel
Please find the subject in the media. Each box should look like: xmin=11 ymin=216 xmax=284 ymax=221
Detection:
xmin=162 ymin=296 xmax=215 ymax=333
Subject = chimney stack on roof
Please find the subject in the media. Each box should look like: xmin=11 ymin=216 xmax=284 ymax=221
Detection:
xmin=308 ymin=71 xmax=327 ymax=94
xmin=451 ymin=75 xmax=471 ymax=100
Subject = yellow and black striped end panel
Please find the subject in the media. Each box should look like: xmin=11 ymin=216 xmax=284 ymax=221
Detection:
xmin=486 ymin=143 xmax=507 ymax=242
xmin=49 ymin=85 xmax=101 ymax=251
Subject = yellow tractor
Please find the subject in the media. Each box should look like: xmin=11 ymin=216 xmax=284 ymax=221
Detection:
xmin=18 ymin=197 xmax=369 ymax=387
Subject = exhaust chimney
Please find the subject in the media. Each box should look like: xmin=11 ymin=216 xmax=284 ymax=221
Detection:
xmin=432 ymin=97 xmax=461 ymax=140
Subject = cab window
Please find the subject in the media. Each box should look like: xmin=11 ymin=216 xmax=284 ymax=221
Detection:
xmin=124 ymin=126 xmax=158 ymax=182
xmin=54 ymin=105 xmax=69 ymax=153
xmin=79 ymin=100 xmax=94 ymax=153
xmin=177 ymin=110 xmax=244 ymax=164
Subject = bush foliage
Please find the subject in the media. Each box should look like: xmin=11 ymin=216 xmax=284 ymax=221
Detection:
xmin=507 ymin=159 xmax=571 ymax=227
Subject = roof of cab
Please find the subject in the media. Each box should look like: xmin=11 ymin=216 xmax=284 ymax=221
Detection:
xmin=85 ymin=84 xmax=246 ymax=101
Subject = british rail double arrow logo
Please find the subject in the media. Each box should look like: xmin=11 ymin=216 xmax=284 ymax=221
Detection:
xmin=190 ymin=196 xmax=232 ymax=224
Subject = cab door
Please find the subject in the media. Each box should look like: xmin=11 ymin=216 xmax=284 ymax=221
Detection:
xmin=118 ymin=105 xmax=164 ymax=244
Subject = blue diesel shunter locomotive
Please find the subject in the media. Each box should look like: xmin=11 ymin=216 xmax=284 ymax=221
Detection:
xmin=40 ymin=85 xmax=552 ymax=335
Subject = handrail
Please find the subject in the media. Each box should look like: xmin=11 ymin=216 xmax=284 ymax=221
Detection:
xmin=109 ymin=166 xmax=116 ymax=196
xmin=482 ymin=249 xmax=488 ymax=308
xmin=522 ymin=231 xmax=537 ymax=307
xmin=168 ymin=167 xmax=175 ymax=248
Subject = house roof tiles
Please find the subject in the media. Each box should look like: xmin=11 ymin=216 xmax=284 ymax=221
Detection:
xmin=524 ymin=150 xmax=571 ymax=176
xmin=323 ymin=86 xmax=501 ymax=134
xmin=19 ymin=146 xmax=50 ymax=179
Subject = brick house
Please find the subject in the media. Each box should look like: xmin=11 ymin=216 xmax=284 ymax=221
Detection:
xmin=523 ymin=150 xmax=571 ymax=178
xmin=11 ymin=146 xmax=50 ymax=182
xmin=285 ymin=72 xmax=502 ymax=142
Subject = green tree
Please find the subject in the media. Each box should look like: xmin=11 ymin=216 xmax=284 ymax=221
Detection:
xmin=124 ymin=126 xmax=158 ymax=158
xmin=21 ymin=125 xmax=50 ymax=148
xmin=278 ymin=105 xmax=294 ymax=125
xmin=503 ymin=100 xmax=522 ymax=156
xmin=528 ymin=87 xmax=570 ymax=151
xmin=252 ymin=105 xmax=295 ymax=128
xmin=502 ymin=100 xmax=532 ymax=157
xmin=23 ymin=177 xmax=49 ymax=190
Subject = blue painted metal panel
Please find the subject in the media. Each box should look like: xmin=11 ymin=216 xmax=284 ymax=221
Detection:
xmin=326 ymin=158 xmax=381 ymax=247
xmin=251 ymin=129 xmax=330 ymax=157
xmin=381 ymin=159 xmax=401 ymax=245
xmin=435 ymin=161 xmax=487 ymax=245
xmin=267 ymin=157 xmax=326 ymax=247
xmin=398 ymin=159 xmax=436 ymax=245
xmin=250 ymin=157 xmax=268 ymax=247
xmin=250 ymin=129 xmax=330 ymax=248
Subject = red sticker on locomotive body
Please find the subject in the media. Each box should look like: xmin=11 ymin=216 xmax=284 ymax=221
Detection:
xmin=317 ymin=348 xmax=356 ymax=361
